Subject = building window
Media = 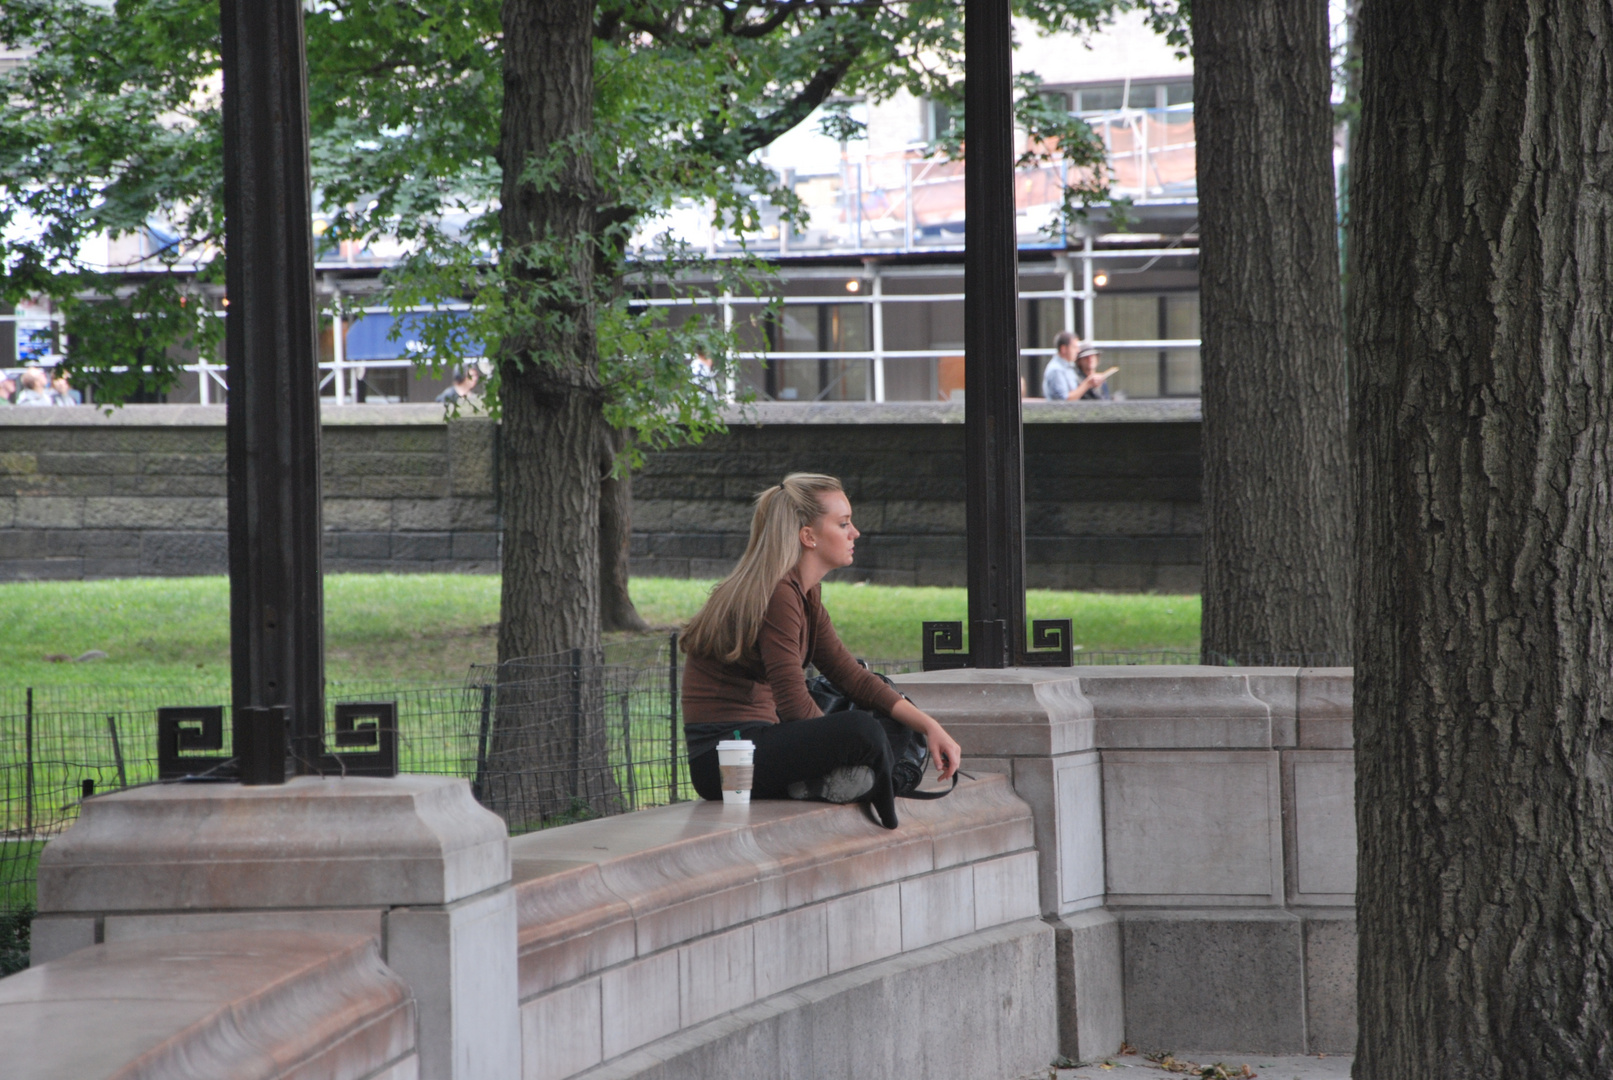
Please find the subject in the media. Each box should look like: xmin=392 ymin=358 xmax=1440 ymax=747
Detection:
xmin=1093 ymin=291 xmax=1200 ymax=398
xmin=1073 ymin=85 xmax=1125 ymax=113
xmin=763 ymin=303 xmax=872 ymax=401
xmin=1071 ymin=80 xmax=1192 ymax=114
xmin=927 ymin=100 xmax=958 ymax=144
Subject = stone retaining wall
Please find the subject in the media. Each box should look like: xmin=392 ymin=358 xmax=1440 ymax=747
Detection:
xmin=894 ymin=665 xmax=1357 ymax=1057
xmin=0 ymin=404 xmax=499 ymax=580
xmin=0 ymin=400 xmax=1202 ymax=590
xmin=634 ymin=401 xmax=1202 ymax=590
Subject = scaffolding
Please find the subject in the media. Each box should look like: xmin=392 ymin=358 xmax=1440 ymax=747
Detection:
xmin=3 ymin=104 xmax=1200 ymax=404
xmin=634 ymin=236 xmax=1202 ymax=403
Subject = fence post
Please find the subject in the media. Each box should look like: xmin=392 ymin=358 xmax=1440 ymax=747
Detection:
xmin=668 ymin=631 xmax=680 ymax=804
xmin=570 ymin=647 xmax=583 ymax=802
xmin=24 ymin=688 xmax=34 ymax=835
xmin=107 ymin=715 xmax=128 ymax=789
xmin=620 ymin=695 xmax=636 ymax=812
xmin=472 ymin=684 xmax=492 ymax=803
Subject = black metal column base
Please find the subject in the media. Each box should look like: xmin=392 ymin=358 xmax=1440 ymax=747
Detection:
xmin=157 ymin=702 xmax=397 ymax=782
xmin=234 ymin=705 xmax=290 ymax=785
xmin=921 ymin=619 xmax=1076 ymax=671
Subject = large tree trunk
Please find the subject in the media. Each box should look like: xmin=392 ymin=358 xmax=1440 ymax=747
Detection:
xmin=1192 ymin=0 xmax=1352 ymax=665
xmin=1351 ymin=3 xmax=1613 ymax=1076
xmin=490 ymin=0 xmax=615 ymax=825
xmin=600 ymin=426 xmax=648 ymax=633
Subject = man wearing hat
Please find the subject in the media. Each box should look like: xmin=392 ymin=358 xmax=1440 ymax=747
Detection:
xmin=1041 ymin=332 xmax=1114 ymax=401
xmin=1071 ymin=341 xmax=1114 ymax=400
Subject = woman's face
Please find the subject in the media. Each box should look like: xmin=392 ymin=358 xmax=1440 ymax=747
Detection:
xmin=804 ymin=492 xmax=858 ymax=568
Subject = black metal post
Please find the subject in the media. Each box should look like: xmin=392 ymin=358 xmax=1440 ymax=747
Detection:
xmin=668 ymin=630 xmax=680 ymax=803
xmin=106 ymin=715 xmax=127 ymax=789
xmin=963 ymin=0 xmax=1028 ymax=667
xmin=620 ymin=696 xmax=636 ymax=812
xmin=221 ymin=0 xmax=325 ymax=780
xmin=24 ymin=688 xmax=33 ymax=834
xmin=472 ymin=683 xmax=493 ymax=803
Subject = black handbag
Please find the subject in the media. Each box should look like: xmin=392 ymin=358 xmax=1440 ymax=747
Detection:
xmin=804 ymin=670 xmax=960 ymax=799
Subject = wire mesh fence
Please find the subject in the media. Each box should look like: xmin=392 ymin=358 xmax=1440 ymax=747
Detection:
xmin=0 ymin=634 xmax=703 ymax=922
xmin=0 ymin=644 xmax=1336 ymax=927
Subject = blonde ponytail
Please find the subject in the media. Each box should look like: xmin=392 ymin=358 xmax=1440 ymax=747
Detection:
xmin=681 ymin=473 xmax=843 ymax=663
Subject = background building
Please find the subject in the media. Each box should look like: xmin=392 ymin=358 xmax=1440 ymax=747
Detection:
xmin=6 ymin=12 xmax=1202 ymax=407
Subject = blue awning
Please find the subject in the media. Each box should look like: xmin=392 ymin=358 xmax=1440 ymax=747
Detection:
xmin=343 ymin=311 xmax=485 ymax=361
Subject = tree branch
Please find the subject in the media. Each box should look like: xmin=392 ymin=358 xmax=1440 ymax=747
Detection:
xmin=689 ymin=1 xmax=880 ymax=159
xmin=726 ymin=0 xmax=808 ymax=40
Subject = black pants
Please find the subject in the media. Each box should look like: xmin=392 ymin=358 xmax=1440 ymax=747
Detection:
xmin=688 ymin=710 xmax=895 ymax=804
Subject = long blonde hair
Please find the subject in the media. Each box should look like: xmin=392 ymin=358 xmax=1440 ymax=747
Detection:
xmin=682 ymin=473 xmax=843 ymax=663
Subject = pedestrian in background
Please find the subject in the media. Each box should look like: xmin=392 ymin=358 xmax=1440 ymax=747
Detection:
xmin=50 ymin=370 xmax=81 ymax=405
xmin=14 ymin=367 xmax=51 ymax=406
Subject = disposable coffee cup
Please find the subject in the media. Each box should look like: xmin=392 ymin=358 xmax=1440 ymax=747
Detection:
xmin=716 ymin=739 xmax=756 ymax=805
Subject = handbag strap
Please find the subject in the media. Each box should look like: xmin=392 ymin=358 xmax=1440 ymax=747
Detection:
xmin=897 ymin=771 xmax=968 ymax=800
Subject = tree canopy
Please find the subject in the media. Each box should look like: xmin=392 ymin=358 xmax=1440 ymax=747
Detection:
xmin=1 ymin=0 xmax=1129 ymax=441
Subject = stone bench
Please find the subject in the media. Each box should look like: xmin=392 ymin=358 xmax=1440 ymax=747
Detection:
xmin=0 ymin=930 xmax=416 ymax=1080
xmin=895 ymin=664 xmax=1357 ymax=1057
xmin=30 ymin=775 xmax=520 ymax=1080
xmin=18 ymin=666 xmax=1359 ymax=1075
xmin=508 ymin=772 xmax=1053 ymax=1080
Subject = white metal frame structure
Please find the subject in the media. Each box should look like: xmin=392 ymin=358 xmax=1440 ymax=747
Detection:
xmin=635 ymin=237 xmax=1201 ymax=403
xmin=5 ymin=98 xmax=1199 ymax=404
xmin=6 ymin=243 xmax=1197 ymax=405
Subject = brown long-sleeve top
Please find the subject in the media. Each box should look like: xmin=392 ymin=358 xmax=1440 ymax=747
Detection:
xmin=681 ymin=568 xmax=903 ymax=727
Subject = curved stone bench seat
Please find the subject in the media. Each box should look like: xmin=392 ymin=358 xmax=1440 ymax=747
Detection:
xmin=0 ymin=930 xmax=417 ymax=1080
xmin=30 ymin=776 xmax=520 ymax=1080
xmin=509 ymin=773 xmax=1051 ymax=1080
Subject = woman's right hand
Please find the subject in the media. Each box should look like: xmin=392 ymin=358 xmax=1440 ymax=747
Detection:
xmin=890 ymin=697 xmax=962 ymax=781
xmin=926 ymin=722 xmax=963 ymax=782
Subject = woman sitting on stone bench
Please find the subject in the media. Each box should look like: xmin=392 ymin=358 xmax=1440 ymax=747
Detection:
xmin=680 ymin=472 xmax=963 ymax=829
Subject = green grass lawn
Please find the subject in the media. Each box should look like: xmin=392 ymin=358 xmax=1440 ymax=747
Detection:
xmin=0 ymin=574 xmax=1199 ymax=689
xmin=0 ymin=576 xmax=1197 ymax=922
xmin=0 ymin=842 xmax=41 ymax=912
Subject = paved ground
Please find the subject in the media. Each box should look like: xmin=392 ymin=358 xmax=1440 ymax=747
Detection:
xmin=1053 ymin=1051 xmax=1352 ymax=1080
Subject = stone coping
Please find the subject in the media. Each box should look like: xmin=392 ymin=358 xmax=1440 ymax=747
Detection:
xmin=0 ymin=398 xmax=1198 ymax=427
xmin=36 ymin=775 xmax=511 ymax=913
xmin=721 ymin=400 xmax=1202 ymax=425
xmin=509 ymin=773 xmax=1034 ymax=1001
xmin=0 ymin=402 xmax=472 ymax=426
xmin=892 ymin=665 xmax=1352 ymax=755
xmin=0 ymin=930 xmax=416 ymax=1080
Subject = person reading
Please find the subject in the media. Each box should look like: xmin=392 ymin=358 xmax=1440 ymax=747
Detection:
xmin=679 ymin=473 xmax=963 ymax=829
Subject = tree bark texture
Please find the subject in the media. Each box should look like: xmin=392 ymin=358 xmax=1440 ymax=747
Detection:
xmin=497 ymin=0 xmax=602 ymax=667
xmin=1193 ymin=0 xmax=1352 ymax=664
xmin=600 ymin=426 xmax=649 ymax=633
xmin=1351 ymin=3 xmax=1613 ymax=1076
xmin=491 ymin=0 xmax=615 ymax=823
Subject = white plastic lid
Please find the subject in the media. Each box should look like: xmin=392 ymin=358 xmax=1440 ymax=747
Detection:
xmin=715 ymin=739 xmax=755 ymax=750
